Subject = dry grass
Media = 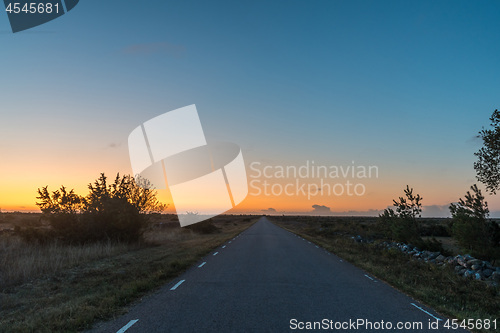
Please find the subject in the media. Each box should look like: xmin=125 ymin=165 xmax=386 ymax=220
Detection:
xmin=0 ymin=213 xmax=217 ymax=288
xmin=0 ymin=236 xmax=137 ymax=287
xmin=0 ymin=214 xmax=257 ymax=332
xmin=272 ymin=216 xmax=500 ymax=333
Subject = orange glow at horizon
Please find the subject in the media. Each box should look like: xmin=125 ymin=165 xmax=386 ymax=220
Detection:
xmin=0 ymin=164 xmax=489 ymax=214
xmin=1 ymin=179 xmax=391 ymax=214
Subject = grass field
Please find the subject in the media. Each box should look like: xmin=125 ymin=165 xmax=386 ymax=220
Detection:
xmin=270 ymin=216 xmax=499 ymax=333
xmin=1 ymin=213 xmax=498 ymax=333
xmin=0 ymin=213 xmax=257 ymax=332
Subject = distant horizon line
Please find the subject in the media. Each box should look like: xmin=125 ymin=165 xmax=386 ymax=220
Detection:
xmin=3 ymin=209 xmax=500 ymax=219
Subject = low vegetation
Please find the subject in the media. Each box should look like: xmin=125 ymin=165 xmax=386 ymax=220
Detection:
xmin=0 ymin=174 xmax=258 ymax=332
xmin=271 ymin=216 xmax=499 ymax=333
xmin=0 ymin=213 xmax=257 ymax=332
xmin=378 ymin=185 xmax=424 ymax=245
xmin=379 ymin=184 xmax=499 ymax=262
xmin=29 ymin=173 xmax=165 ymax=244
xmin=450 ymin=184 xmax=500 ymax=260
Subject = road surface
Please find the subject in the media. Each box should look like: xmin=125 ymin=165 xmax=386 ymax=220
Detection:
xmin=91 ymin=217 xmax=467 ymax=333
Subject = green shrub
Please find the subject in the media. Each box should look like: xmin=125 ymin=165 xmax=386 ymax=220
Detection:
xmin=35 ymin=173 xmax=165 ymax=244
xmin=378 ymin=185 xmax=422 ymax=243
xmin=449 ymin=184 xmax=500 ymax=261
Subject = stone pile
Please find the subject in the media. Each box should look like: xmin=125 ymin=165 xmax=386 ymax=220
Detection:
xmin=352 ymin=235 xmax=500 ymax=285
xmin=384 ymin=241 xmax=500 ymax=284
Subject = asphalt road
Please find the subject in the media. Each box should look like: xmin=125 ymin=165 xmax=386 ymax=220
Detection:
xmin=91 ymin=217 xmax=468 ymax=333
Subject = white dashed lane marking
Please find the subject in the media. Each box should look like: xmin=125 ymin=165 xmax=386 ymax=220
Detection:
xmin=170 ymin=280 xmax=185 ymax=290
xmin=198 ymin=262 xmax=206 ymax=268
xmin=364 ymin=274 xmax=377 ymax=282
xmin=116 ymin=319 xmax=139 ymax=333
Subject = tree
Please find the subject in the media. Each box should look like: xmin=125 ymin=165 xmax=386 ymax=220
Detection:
xmin=474 ymin=109 xmax=500 ymax=194
xmin=34 ymin=173 xmax=166 ymax=244
xmin=449 ymin=184 xmax=499 ymax=260
xmin=36 ymin=186 xmax=83 ymax=214
xmin=85 ymin=173 xmax=165 ymax=213
xmin=378 ymin=185 xmax=422 ymax=243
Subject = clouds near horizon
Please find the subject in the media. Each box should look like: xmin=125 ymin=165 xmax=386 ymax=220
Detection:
xmin=311 ymin=204 xmax=331 ymax=214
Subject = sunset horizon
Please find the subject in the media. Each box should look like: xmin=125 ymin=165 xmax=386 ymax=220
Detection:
xmin=2 ymin=2 xmax=500 ymax=219
xmin=1 ymin=2 xmax=499 ymax=331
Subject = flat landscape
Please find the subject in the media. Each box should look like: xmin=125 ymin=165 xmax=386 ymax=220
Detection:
xmin=1 ymin=213 xmax=498 ymax=332
xmin=0 ymin=212 xmax=257 ymax=332
xmin=3 ymin=2 xmax=500 ymax=333
xmin=91 ymin=217 xmax=470 ymax=333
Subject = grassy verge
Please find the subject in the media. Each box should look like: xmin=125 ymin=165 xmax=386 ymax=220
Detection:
xmin=271 ymin=217 xmax=499 ymax=333
xmin=0 ymin=215 xmax=257 ymax=332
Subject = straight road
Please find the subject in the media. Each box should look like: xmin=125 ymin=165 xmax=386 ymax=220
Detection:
xmin=91 ymin=217 xmax=467 ymax=333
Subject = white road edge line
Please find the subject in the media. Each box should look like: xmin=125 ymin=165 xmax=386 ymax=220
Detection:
xmin=170 ymin=280 xmax=185 ymax=290
xmin=213 ymin=252 xmax=219 ymax=256
xmin=222 ymin=245 xmax=226 ymax=248
xmin=364 ymin=274 xmax=374 ymax=281
xmin=411 ymin=303 xmax=442 ymax=321
xmin=198 ymin=262 xmax=206 ymax=268
xmin=116 ymin=319 xmax=139 ymax=333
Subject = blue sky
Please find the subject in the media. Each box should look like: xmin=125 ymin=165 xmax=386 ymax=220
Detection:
xmin=1 ymin=0 xmax=500 ymax=215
